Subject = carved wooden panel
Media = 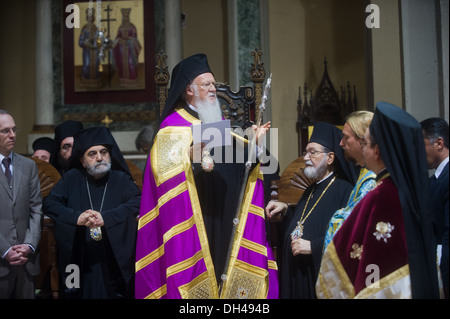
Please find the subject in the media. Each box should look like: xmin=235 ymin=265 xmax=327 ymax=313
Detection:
xmin=29 ymin=157 xmax=61 ymax=198
xmin=270 ymin=156 xmax=313 ymax=207
xmin=126 ymin=159 xmax=143 ymax=191
xmin=217 ymin=84 xmax=255 ymax=129
xmin=296 ymin=58 xmax=358 ymax=156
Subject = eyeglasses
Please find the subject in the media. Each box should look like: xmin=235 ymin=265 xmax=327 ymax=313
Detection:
xmin=193 ymin=82 xmax=217 ymax=90
xmin=303 ymin=150 xmax=327 ymax=158
xmin=0 ymin=127 xmax=17 ymax=135
xmin=86 ymin=148 xmax=109 ymax=159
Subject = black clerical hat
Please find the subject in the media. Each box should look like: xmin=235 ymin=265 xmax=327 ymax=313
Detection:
xmin=160 ymin=54 xmax=213 ymax=121
xmin=309 ymin=121 xmax=357 ymax=184
xmin=32 ymin=137 xmax=56 ymax=162
xmin=370 ymin=101 xmax=439 ymax=298
xmin=54 ymin=120 xmax=84 ymax=145
xmin=71 ymin=126 xmax=130 ymax=176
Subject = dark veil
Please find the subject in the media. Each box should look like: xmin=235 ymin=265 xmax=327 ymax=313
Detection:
xmin=70 ymin=126 xmax=131 ymax=176
xmin=370 ymin=102 xmax=439 ymax=298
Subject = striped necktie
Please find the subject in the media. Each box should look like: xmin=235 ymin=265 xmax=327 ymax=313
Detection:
xmin=2 ymin=157 xmax=11 ymax=184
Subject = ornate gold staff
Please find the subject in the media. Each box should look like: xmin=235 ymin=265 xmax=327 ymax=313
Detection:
xmin=220 ymin=74 xmax=272 ymax=293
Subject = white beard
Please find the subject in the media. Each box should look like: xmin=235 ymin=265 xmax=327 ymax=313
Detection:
xmin=85 ymin=161 xmax=111 ymax=179
xmin=194 ymin=91 xmax=223 ymax=123
xmin=304 ymin=156 xmax=328 ymax=181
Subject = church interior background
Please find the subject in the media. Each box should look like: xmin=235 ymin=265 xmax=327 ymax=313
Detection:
xmin=0 ymin=0 xmax=448 ymax=173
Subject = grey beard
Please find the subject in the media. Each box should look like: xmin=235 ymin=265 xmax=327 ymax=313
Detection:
xmin=304 ymin=156 xmax=328 ymax=181
xmin=85 ymin=161 xmax=111 ymax=179
xmin=196 ymin=95 xmax=223 ymax=123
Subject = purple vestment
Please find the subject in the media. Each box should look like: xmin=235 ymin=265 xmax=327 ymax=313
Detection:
xmin=135 ymin=108 xmax=278 ymax=299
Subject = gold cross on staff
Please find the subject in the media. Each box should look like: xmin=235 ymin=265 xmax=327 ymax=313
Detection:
xmin=101 ymin=115 xmax=113 ymax=127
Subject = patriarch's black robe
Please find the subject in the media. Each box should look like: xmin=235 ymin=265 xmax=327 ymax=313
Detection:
xmin=280 ymin=173 xmax=352 ymax=299
xmin=43 ymin=169 xmax=141 ymax=298
xmin=184 ymin=105 xmax=254 ymax=282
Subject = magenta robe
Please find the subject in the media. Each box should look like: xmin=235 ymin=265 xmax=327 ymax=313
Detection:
xmin=135 ymin=107 xmax=278 ymax=299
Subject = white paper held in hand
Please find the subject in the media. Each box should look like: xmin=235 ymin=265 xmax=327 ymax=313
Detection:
xmin=191 ymin=119 xmax=232 ymax=149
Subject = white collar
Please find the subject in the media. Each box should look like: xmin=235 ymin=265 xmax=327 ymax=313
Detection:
xmin=317 ymin=172 xmax=334 ymax=184
xmin=188 ymin=103 xmax=198 ymax=113
xmin=0 ymin=152 xmax=13 ymax=163
xmin=434 ymin=156 xmax=449 ymax=179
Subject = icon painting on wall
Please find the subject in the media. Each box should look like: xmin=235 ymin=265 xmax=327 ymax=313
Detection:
xmin=73 ymin=0 xmax=145 ymax=92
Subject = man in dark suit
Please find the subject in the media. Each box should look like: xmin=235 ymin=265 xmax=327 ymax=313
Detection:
xmin=421 ymin=117 xmax=449 ymax=298
xmin=0 ymin=110 xmax=43 ymax=298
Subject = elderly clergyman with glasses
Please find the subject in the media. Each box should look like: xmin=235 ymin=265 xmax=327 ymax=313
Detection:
xmin=266 ymin=121 xmax=357 ymax=299
xmin=135 ymin=54 xmax=278 ymax=299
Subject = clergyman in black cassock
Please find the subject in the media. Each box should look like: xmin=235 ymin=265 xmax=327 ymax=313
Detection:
xmin=43 ymin=127 xmax=141 ymax=298
xmin=267 ymin=121 xmax=357 ymax=299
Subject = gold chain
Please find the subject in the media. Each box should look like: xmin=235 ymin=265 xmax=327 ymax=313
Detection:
xmin=291 ymin=176 xmax=336 ymax=239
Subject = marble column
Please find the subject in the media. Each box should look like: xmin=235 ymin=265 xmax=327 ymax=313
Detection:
xmin=227 ymin=0 xmax=239 ymax=92
xmin=440 ymin=0 xmax=449 ymax=121
xmin=401 ymin=0 xmax=442 ymax=120
xmin=165 ymin=0 xmax=183 ymax=75
xmin=368 ymin=0 xmax=403 ymax=109
xmin=34 ymin=0 xmax=54 ymax=133
xmin=28 ymin=0 xmax=54 ymax=153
